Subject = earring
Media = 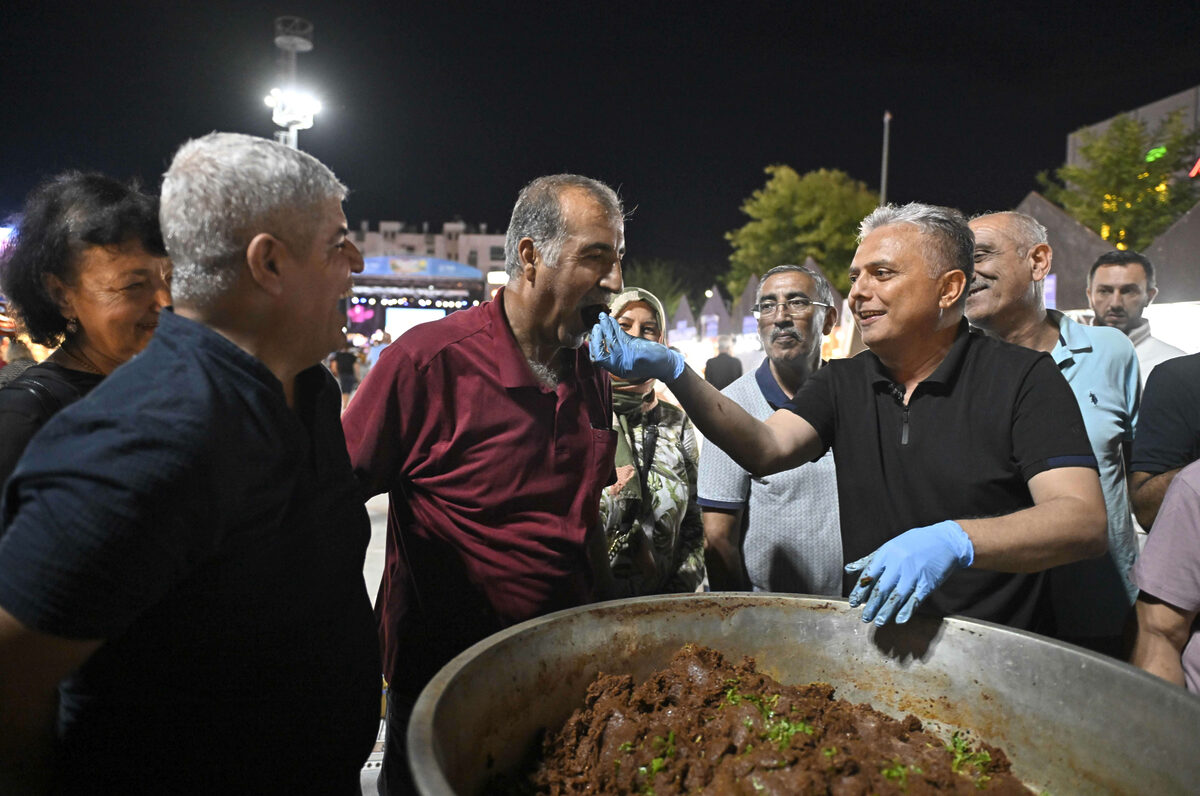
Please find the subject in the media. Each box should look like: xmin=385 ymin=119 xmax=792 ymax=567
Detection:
xmin=65 ymin=317 xmax=79 ymax=335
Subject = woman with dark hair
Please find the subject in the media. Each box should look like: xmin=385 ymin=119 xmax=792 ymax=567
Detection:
xmin=0 ymin=172 xmax=170 ymax=486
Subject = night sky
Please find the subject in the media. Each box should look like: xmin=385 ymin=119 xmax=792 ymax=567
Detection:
xmin=3 ymin=1 xmax=1198 ymax=276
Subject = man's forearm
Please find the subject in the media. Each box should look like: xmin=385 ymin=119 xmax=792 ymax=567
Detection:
xmin=1130 ymin=600 xmax=1190 ymax=688
xmin=702 ymin=509 xmax=748 ymax=591
xmin=959 ymin=486 xmax=1107 ymax=571
xmin=0 ymin=613 xmax=101 ymax=793
xmin=667 ymin=367 xmax=816 ymax=477
xmin=0 ymin=703 xmax=55 ymax=795
xmin=1130 ymin=469 xmax=1181 ymax=530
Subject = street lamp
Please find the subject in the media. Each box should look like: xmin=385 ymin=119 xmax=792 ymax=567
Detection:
xmin=266 ymin=16 xmax=317 ymax=149
xmin=879 ymin=110 xmax=892 ymax=206
xmin=264 ymin=87 xmax=321 ymax=149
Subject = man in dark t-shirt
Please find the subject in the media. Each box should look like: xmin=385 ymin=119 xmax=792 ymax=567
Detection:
xmin=591 ymin=202 xmax=1107 ymax=630
xmin=1129 ymin=352 xmax=1200 ymax=529
xmin=0 ymin=133 xmax=378 ymax=793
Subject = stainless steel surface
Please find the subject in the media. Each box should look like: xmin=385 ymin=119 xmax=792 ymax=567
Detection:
xmin=409 ymin=593 xmax=1200 ymax=795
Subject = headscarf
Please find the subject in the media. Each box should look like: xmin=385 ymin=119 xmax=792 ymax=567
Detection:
xmin=608 ymin=287 xmax=669 ymax=499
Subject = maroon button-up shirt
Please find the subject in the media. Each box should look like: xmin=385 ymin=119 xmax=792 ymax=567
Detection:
xmin=343 ymin=289 xmax=616 ymax=696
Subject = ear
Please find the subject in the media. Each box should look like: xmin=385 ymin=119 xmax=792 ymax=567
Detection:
xmin=939 ymin=269 xmax=967 ymax=308
xmin=245 ymin=233 xmax=287 ymax=297
xmin=1146 ymin=285 xmax=1158 ymax=305
xmin=516 ymin=237 xmax=540 ymax=284
xmin=1027 ymin=243 xmax=1053 ymax=283
xmin=820 ymin=302 xmax=839 ymax=335
xmin=43 ymin=273 xmax=75 ymax=318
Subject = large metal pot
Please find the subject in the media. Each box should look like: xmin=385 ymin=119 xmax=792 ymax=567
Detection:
xmin=408 ymin=594 xmax=1200 ymax=794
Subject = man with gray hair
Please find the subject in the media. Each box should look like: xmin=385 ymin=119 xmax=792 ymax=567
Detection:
xmin=967 ymin=211 xmax=1139 ymax=656
xmin=343 ymin=173 xmax=624 ymax=794
xmin=0 ymin=133 xmax=378 ymax=792
xmin=591 ymin=202 xmax=1106 ymax=632
xmin=699 ymin=264 xmax=843 ymax=594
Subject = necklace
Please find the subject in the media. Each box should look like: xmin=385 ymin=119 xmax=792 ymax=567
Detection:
xmin=57 ymin=341 xmax=105 ymax=375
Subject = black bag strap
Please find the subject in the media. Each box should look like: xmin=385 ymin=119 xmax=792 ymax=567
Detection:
xmin=9 ymin=373 xmax=83 ymax=419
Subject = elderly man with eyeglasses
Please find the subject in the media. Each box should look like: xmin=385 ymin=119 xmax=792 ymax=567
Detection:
xmin=592 ymin=202 xmax=1107 ymax=633
xmin=699 ymin=264 xmax=843 ymax=596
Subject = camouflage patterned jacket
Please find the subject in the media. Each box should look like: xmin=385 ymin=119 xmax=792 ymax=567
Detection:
xmin=599 ymin=399 xmax=705 ymax=596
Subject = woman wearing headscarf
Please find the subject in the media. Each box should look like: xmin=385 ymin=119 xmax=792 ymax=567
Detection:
xmin=0 ymin=172 xmax=170 ymax=487
xmin=599 ymin=287 xmax=705 ymax=596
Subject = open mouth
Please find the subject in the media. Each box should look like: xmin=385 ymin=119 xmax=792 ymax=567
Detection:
xmin=857 ymin=310 xmax=885 ymax=320
xmin=581 ymin=304 xmax=610 ymax=328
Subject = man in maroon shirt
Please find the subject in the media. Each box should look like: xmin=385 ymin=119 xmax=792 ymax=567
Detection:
xmin=343 ymin=174 xmax=624 ymax=795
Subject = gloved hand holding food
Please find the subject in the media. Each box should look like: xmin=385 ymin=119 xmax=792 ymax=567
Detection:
xmin=588 ymin=312 xmax=685 ymax=383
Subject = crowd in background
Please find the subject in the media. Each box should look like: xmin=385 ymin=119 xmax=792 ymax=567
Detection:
xmin=0 ymin=136 xmax=1197 ymax=796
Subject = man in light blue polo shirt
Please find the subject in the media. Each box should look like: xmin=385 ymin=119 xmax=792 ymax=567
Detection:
xmin=698 ymin=264 xmax=843 ymax=595
xmin=967 ymin=211 xmax=1139 ymax=656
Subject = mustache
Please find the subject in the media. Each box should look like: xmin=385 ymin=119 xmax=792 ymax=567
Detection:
xmin=581 ymin=292 xmax=617 ymax=308
xmin=770 ymin=328 xmax=803 ymax=343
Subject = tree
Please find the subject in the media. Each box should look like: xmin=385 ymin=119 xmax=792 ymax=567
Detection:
xmin=620 ymin=258 xmax=688 ymax=315
xmin=726 ymin=166 xmax=878 ymax=297
xmin=1039 ymin=110 xmax=1200 ymax=252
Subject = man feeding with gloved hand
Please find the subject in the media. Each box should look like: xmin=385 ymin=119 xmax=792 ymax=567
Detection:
xmin=591 ymin=202 xmax=1107 ymax=631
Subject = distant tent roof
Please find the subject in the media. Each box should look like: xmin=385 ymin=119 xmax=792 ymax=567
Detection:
xmin=361 ymin=256 xmax=484 ymax=281
xmin=699 ymin=284 xmax=734 ymax=336
xmin=1146 ymin=200 xmax=1200 ymax=303
xmin=1015 ymin=191 xmax=1112 ymax=311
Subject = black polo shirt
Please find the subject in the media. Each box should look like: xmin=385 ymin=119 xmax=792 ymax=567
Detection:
xmin=789 ymin=320 xmax=1096 ymax=630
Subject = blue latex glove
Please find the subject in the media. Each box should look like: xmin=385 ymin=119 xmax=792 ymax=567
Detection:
xmin=588 ymin=312 xmax=686 ymax=382
xmin=844 ymin=520 xmax=974 ymax=626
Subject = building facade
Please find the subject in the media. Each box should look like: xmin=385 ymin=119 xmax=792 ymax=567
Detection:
xmin=354 ymin=220 xmax=507 ymax=273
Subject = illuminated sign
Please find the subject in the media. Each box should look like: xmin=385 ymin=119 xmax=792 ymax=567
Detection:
xmin=1145 ymin=146 xmax=1167 ymax=162
xmin=1190 ymin=156 xmax=1200 ymax=179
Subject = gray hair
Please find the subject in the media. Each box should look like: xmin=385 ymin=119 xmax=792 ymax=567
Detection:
xmin=160 ymin=132 xmax=347 ymax=308
xmin=973 ymin=211 xmax=1048 ymax=257
xmin=756 ymin=263 xmax=836 ymax=309
xmin=503 ymin=174 xmax=623 ymax=279
xmin=859 ymin=202 xmax=974 ymax=286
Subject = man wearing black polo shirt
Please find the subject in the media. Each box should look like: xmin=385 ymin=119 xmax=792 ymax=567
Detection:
xmin=591 ymin=202 xmax=1107 ymax=630
xmin=0 ymin=133 xmax=379 ymax=793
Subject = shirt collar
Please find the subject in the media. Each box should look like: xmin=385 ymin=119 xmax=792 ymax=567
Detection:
xmin=159 ymin=309 xmax=328 ymax=404
xmin=489 ymin=287 xmax=586 ymax=391
xmin=864 ymin=317 xmax=973 ymax=390
xmin=1126 ymin=319 xmax=1152 ymax=346
xmin=1048 ymin=309 xmax=1092 ymax=367
xmin=489 ymin=288 xmax=539 ymax=389
xmin=754 ymin=358 xmax=790 ymax=410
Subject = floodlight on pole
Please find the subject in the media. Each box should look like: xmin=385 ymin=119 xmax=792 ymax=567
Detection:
xmin=879 ymin=111 xmax=892 ymax=206
xmin=267 ymin=16 xmax=317 ymax=149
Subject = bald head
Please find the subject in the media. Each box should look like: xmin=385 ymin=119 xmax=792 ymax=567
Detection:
xmin=965 ymin=212 xmax=1053 ymax=336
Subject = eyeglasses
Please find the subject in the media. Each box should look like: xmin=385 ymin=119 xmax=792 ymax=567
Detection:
xmin=751 ymin=297 xmax=832 ymax=318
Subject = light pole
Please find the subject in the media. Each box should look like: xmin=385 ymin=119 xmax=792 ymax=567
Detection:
xmin=264 ymin=16 xmax=319 ymax=149
xmin=879 ymin=110 xmax=892 ymax=206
